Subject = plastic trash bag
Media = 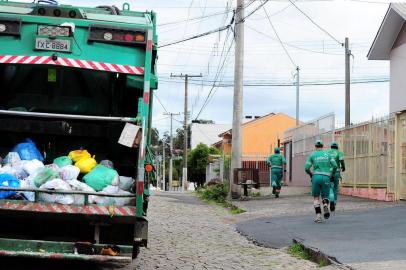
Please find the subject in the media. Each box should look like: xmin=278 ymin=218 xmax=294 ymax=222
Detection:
xmin=83 ymin=165 xmax=119 ymax=191
xmin=67 ymin=179 xmax=96 ymax=204
xmin=94 ymin=185 xmax=132 ymax=206
xmin=3 ymin=152 xmax=21 ymax=165
xmin=0 ymin=174 xmax=20 ymax=199
xmin=38 ymin=179 xmax=74 ymax=205
xmin=59 ymin=165 xmax=80 ymax=181
xmin=100 ymin=160 xmax=114 ymax=169
xmin=68 ymin=150 xmax=91 ymax=163
xmin=11 ymin=161 xmax=29 ymax=180
xmin=75 ymin=156 xmax=97 ymax=174
xmin=20 ymin=179 xmax=35 ymax=202
xmin=22 ymin=159 xmax=44 ymax=176
xmin=119 ymin=176 xmax=133 ymax=191
xmin=53 ymin=156 xmax=72 ymax=168
xmin=33 ymin=167 xmax=59 ymax=188
xmin=12 ymin=139 xmax=44 ymax=161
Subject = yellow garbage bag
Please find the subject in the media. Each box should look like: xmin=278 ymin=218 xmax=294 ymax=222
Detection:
xmin=75 ymin=156 xmax=97 ymax=174
xmin=68 ymin=150 xmax=91 ymax=162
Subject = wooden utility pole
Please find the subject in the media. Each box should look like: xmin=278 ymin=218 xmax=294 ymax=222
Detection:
xmin=170 ymin=73 xmax=202 ymax=191
xmin=295 ymin=66 xmax=300 ymax=126
xmin=230 ymin=0 xmax=244 ymax=198
xmin=345 ymin=37 xmax=351 ymax=127
xmin=164 ymin=112 xmax=180 ymax=190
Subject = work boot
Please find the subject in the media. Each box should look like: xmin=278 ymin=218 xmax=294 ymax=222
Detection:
xmin=272 ymin=187 xmax=276 ymax=195
xmin=275 ymin=193 xmax=279 ymax=198
xmin=323 ymin=203 xmax=330 ymax=219
xmin=330 ymin=201 xmax=336 ymax=212
xmin=314 ymin=214 xmax=322 ymax=223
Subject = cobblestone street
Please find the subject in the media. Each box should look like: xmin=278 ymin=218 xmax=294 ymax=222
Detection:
xmin=132 ymin=191 xmax=336 ymax=270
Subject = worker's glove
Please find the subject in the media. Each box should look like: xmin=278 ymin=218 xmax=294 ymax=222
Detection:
xmin=309 ymin=173 xmax=313 ymax=181
xmin=341 ymin=167 xmax=346 ymax=172
xmin=284 ymin=169 xmax=287 ymax=173
xmin=330 ymin=176 xmax=334 ymax=182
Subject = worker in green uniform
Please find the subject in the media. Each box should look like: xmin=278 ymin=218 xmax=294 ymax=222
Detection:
xmin=267 ymin=147 xmax=286 ymax=198
xmin=305 ymin=140 xmax=337 ymax=223
xmin=328 ymin=141 xmax=345 ymax=212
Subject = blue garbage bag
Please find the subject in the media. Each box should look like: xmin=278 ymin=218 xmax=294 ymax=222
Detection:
xmin=12 ymin=139 xmax=44 ymax=161
xmin=0 ymin=174 xmax=20 ymax=199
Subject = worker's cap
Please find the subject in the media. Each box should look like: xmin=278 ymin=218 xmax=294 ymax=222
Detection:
xmin=274 ymin=147 xmax=280 ymax=153
xmin=315 ymin=140 xmax=324 ymax=147
xmin=330 ymin=141 xmax=339 ymax=148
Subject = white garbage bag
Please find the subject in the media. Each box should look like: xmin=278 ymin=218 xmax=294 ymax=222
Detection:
xmin=22 ymin=159 xmax=44 ymax=176
xmin=94 ymin=185 xmax=132 ymax=206
xmin=59 ymin=165 xmax=80 ymax=181
xmin=20 ymin=179 xmax=35 ymax=202
xmin=38 ymin=179 xmax=74 ymax=205
xmin=118 ymin=176 xmax=133 ymax=191
xmin=3 ymin=152 xmax=21 ymax=165
xmin=67 ymin=179 xmax=96 ymax=204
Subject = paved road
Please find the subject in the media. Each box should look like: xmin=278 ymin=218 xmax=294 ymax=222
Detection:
xmin=132 ymin=191 xmax=325 ymax=269
xmin=235 ymin=188 xmax=406 ymax=269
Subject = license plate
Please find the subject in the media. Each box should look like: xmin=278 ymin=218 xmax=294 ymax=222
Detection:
xmin=35 ymin=37 xmax=71 ymax=53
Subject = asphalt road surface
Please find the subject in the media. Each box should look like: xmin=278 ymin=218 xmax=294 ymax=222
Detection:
xmin=237 ymin=205 xmax=406 ymax=266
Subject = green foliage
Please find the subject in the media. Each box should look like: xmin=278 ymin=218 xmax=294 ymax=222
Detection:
xmin=196 ymin=183 xmax=246 ymax=215
xmin=199 ymin=183 xmax=228 ymax=203
xmin=318 ymin=259 xmax=329 ymax=267
xmin=288 ymin=243 xmax=311 ymax=260
xmin=250 ymin=191 xmax=261 ymax=197
xmin=188 ymin=143 xmax=220 ymax=186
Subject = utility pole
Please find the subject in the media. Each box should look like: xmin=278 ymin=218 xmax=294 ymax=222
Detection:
xmin=164 ymin=112 xmax=180 ymax=191
xmin=345 ymin=37 xmax=351 ymax=127
xmin=170 ymin=73 xmax=202 ymax=191
xmin=295 ymin=66 xmax=300 ymax=126
xmin=162 ymin=140 xmax=166 ymax=191
xmin=230 ymin=0 xmax=244 ymax=198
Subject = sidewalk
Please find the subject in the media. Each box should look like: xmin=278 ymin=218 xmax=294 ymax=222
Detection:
xmin=234 ymin=186 xmax=405 ymax=269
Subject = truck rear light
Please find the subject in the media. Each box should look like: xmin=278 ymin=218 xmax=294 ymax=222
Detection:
xmin=88 ymin=25 xmax=147 ymax=46
xmin=0 ymin=18 xmax=21 ymax=37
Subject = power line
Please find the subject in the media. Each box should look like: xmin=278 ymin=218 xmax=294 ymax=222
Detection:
xmin=194 ymin=34 xmax=234 ymax=120
xmin=154 ymin=92 xmax=169 ymax=113
xmin=160 ymin=78 xmax=390 ymax=87
xmin=158 ymin=9 xmax=233 ymax=27
xmin=239 ymin=0 xmax=270 ymax=23
xmin=288 ymin=0 xmax=343 ymax=46
xmin=246 ymin=25 xmax=342 ymax=55
xmin=261 ymin=1 xmax=296 ymax=67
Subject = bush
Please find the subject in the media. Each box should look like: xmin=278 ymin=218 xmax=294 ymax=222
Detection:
xmin=200 ymin=183 xmax=228 ymax=203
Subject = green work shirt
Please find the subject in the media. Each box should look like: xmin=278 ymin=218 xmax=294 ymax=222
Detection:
xmin=328 ymin=149 xmax=345 ymax=170
xmin=267 ymin=153 xmax=286 ymax=168
xmin=304 ymin=149 xmax=337 ymax=177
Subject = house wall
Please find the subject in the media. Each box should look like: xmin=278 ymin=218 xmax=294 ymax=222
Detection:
xmin=242 ymin=113 xmax=296 ymax=156
xmin=390 ymin=23 xmax=406 ymax=113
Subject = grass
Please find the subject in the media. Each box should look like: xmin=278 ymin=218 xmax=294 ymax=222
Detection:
xmin=288 ymin=243 xmax=331 ymax=268
xmin=250 ymin=191 xmax=261 ymax=197
xmin=196 ymin=183 xmax=246 ymax=215
xmin=288 ymin=243 xmax=311 ymax=260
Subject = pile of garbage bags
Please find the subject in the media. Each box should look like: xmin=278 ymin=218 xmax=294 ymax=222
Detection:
xmin=0 ymin=139 xmax=135 ymax=206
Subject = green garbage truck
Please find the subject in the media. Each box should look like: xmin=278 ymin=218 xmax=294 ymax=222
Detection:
xmin=0 ymin=0 xmax=158 ymax=262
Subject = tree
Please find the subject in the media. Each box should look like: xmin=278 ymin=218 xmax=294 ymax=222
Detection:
xmin=150 ymin=128 xmax=160 ymax=146
xmin=187 ymin=143 xmax=221 ymax=187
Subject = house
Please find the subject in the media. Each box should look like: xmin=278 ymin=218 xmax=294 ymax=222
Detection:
xmin=214 ymin=113 xmax=296 ymax=157
xmin=190 ymin=123 xmax=231 ymax=149
xmin=368 ymin=3 xmax=406 ymax=114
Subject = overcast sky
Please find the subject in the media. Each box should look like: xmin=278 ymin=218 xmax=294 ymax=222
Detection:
xmin=17 ymin=0 xmax=395 ymax=134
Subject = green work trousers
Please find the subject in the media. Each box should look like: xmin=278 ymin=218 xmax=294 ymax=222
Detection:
xmin=311 ymin=174 xmax=331 ymax=199
xmin=271 ymin=168 xmax=283 ymax=194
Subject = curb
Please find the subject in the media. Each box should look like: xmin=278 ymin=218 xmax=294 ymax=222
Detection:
xmin=292 ymin=239 xmax=354 ymax=270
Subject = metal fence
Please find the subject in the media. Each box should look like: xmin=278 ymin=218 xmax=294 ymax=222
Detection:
xmin=285 ymin=113 xmax=336 ymax=186
xmin=242 ymin=154 xmax=270 ymax=187
xmin=335 ymin=115 xmax=395 ymax=193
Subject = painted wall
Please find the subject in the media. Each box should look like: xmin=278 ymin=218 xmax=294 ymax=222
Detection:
xmin=242 ymin=113 xmax=297 ymax=156
xmin=390 ymin=23 xmax=406 ymax=113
